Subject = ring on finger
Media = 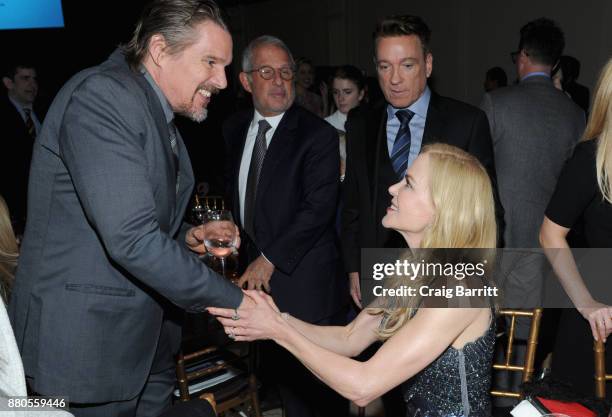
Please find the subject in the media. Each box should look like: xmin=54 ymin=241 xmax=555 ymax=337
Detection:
xmin=231 ymin=309 xmax=240 ymax=321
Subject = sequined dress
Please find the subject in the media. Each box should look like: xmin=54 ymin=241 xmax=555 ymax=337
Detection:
xmin=401 ymin=315 xmax=495 ymax=417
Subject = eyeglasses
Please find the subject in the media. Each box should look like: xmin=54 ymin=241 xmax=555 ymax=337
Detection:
xmin=247 ymin=66 xmax=295 ymax=81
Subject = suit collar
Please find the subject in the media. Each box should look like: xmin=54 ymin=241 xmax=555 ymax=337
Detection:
xmin=141 ymin=67 xmax=174 ymax=124
xmin=251 ymin=109 xmax=285 ymax=132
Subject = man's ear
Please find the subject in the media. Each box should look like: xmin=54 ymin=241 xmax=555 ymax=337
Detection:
xmin=147 ymin=34 xmax=168 ymax=67
xmin=239 ymin=72 xmax=252 ymax=93
xmin=2 ymin=76 xmax=13 ymax=91
xmin=425 ymin=53 xmax=433 ymax=78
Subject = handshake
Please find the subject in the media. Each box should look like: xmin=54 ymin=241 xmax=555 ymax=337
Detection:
xmin=207 ymin=289 xmax=289 ymax=343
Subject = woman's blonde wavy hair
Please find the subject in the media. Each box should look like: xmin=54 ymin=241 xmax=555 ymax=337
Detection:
xmin=0 ymin=195 xmax=19 ymax=303
xmin=584 ymin=58 xmax=612 ymax=203
xmin=373 ymin=143 xmax=497 ymax=339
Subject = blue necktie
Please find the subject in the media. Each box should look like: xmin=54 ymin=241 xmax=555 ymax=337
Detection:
xmin=390 ymin=109 xmax=415 ymax=178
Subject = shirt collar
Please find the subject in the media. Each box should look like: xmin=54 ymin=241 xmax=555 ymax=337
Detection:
xmin=521 ymin=71 xmax=550 ymax=81
xmin=252 ymin=109 xmax=285 ymax=131
xmin=141 ymin=67 xmax=174 ymax=124
xmin=386 ymin=85 xmax=431 ymax=121
xmin=8 ymin=96 xmax=32 ymax=112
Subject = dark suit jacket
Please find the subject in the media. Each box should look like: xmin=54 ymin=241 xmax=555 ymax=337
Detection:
xmin=9 ymin=50 xmax=243 ymax=403
xmin=341 ymin=93 xmax=498 ymax=272
xmin=0 ymin=95 xmax=39 ymax=232
xmin=224 ymin=105 xmax=345 ymax=323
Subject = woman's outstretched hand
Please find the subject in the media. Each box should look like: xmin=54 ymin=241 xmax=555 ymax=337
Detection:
xmin=208 ymin=290 xmax=285 ymax=342
xmin=578 ymin=300 xmax=612 ymax=342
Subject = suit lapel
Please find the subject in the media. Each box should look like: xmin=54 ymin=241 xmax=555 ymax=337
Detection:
xmin=173 ymin=128 xmax=194 ymax=233
xmin=133 ymin=73 xmax=178 ymax=229
xmin=232 ymin=111 xmax=253 ymax=230
xmin=422 ymin=93 xmax=443 ymax=146
xmin=368 ymin=105 xmax=387 ymax=213
xmin=255 ymin=106 xmax=298 ymax=204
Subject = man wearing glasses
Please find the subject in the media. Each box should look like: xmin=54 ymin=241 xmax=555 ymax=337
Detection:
xmin=482 ymin=17 xmax=584 ymax=253
xmin=223 ymin=35 xmax=347 ymax=417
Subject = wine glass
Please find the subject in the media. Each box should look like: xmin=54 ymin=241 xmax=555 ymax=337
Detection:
xmin=191 ymin=194 xmax=208 ymax=224
xmin=202 ymin=210 xmax=237 ymax=279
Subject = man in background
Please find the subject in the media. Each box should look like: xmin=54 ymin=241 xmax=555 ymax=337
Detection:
xmin=0 ymin=62 xmax=42 ymax=235
xmin=480 ymin=18 xmax=585 ymax=408
xmin=224 ymin=35 xmax=346 ymax=417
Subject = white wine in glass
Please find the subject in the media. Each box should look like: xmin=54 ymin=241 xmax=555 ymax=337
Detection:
xmin=203 ymin=210 xmax=236 ymax=277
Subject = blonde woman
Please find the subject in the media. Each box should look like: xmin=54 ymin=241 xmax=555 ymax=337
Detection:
xmin=210 ymin=143 xmax=497 ymax=416
xmin=0 ymin=195 xmax=18 ymax=304
xmin=540 ymin=57 xmax=612 ymax=398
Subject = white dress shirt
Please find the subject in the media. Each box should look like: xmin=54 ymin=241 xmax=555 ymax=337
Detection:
xmin=238 ymin=110 xmax=285 ymax=225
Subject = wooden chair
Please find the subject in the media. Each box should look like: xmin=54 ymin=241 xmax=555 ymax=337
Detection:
xmin=175 ymin=341 xmax=261 ymax=417
xmin=594 ymin=338 xmax=612 ymax=399
xmin=491 ymin=308 xmax=543 ymax=398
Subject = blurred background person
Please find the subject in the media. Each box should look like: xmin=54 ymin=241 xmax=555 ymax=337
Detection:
xmin=540 ymin=57 xmax=612 ymax=399
xmin=325 ymin=65 xmax=366 ymax=180
xmin=560 ymin=55 xmax=591 ymax=114
xmin=0 ymin=62 xmax=42 ymax=236
xmin=0 ymin=195 xmax=18 ymax=304
xmin=484 ymin=66 xmax=508 ymax=92
xmin=295 ymin=57 xmax=325 ymax=117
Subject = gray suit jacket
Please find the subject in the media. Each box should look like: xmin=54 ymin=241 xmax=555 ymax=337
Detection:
xmin=8 ymin=50 xmax=242 ymax=403
xmin=481 ymin=75 xmax=585 ymax=248
xmin=482 ymin=75 xmax=584 ymax=323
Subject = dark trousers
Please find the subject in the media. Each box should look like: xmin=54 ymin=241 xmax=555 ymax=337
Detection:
xmin=68 ymin=366 xmax=175 ymax=417
xmin=260 ymin=309 xmax=349 ymax=417
xmin=552 ymin=308 xmax=612 ymax=400
xmin=262 ymin=341 xmax=349 ymax=417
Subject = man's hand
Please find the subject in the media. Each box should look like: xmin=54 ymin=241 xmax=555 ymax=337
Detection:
xmin=238 ymin=255 xmax=275 ymax=292
xmin=236 ymin=291 xmax=256 ymax=310
xmin=185 ymin=225 xmax=206 ymax=254
xmin=349 ymin=272 xmax=362 ymax=308
xmin=185 ymin=224 xmax=241 ymax=255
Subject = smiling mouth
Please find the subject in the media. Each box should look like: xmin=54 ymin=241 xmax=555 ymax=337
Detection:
xmin=198 ymin=88 xmax=212 ymax=98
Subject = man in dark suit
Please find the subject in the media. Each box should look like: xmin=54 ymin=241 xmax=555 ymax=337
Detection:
xmin=342 ymin=15 xmax=497 ymax=308
xmin=0 ymin=62 xmax=42 ymax=235
xmin=9 ymin=2 xmax=253 ymax=416
xmin=224 ymin=35 xmax=346 ymax=417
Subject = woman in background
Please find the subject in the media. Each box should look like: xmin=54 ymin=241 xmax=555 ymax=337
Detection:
xmin=295 ymin=58 xmax=325 ymax=117
xmin=325 ymin=65 xmax=366 ymax=181
xmin=540 ymin=57 xmax=612 ymax=398
xmin=212 ymin=143 xmax=498 ymax=416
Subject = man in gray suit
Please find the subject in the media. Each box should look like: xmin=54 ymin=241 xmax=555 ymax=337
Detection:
xmin=480 ymin=17 xmax=584 ymax=405
xmin=481 ymin=17 xmax=584 ymax=250
xmin=9 ymin=1 xmax=252 ymax=416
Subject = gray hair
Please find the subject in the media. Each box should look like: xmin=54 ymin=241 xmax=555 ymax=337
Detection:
xmin=122 ymin=0 xmax=228 ymax=71
xmin=241 ymin=35 xmax=295 ymax=73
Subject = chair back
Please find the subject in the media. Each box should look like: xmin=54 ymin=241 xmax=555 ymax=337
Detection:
xmin=594 ymin=338 xmax=611 ymax=399
xmin=175 ymin=342 xmax=261 ymax=417
xmin=491 ymin=308 xmax=543 ymax=398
